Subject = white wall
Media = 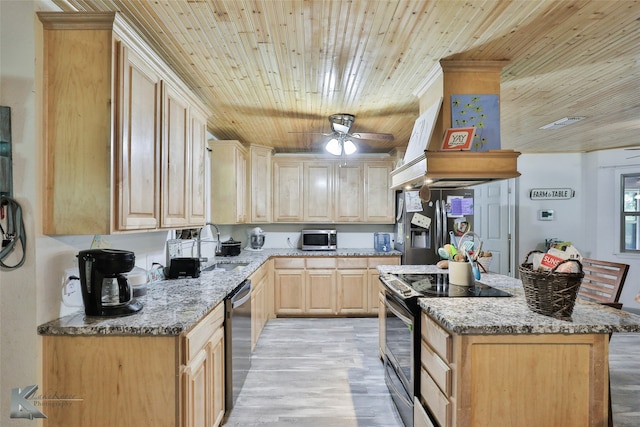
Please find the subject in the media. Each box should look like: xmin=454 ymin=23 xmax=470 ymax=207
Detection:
xmin=517 ymin=151 xmax=640 ymax=311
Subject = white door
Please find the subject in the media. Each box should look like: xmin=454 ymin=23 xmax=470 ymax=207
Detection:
xmin=473 ymin=179 xmax=517 ymax=276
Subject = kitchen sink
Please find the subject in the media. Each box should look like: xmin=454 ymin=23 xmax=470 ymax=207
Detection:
xmin=201 ymin=262 xmax=250 ymax=272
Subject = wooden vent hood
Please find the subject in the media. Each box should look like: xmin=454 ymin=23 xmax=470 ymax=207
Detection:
xmin=391 ymin=59 xmax=520 ymax=190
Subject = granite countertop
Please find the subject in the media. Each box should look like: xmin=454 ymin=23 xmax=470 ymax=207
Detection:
xmin=37 ymin=248 xmax=401 ymax=337
xmin=378 ymin=264 xmax=640 ymax=335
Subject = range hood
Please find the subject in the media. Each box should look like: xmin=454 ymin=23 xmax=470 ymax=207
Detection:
xmin=390 ymin=59 xmax=520 ymax=190
xmin=390 ymin=149 xmax=521 ymax=190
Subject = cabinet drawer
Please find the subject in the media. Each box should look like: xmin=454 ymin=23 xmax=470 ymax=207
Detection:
xmin=337 ymin=257 xmax=367 ymax=269
xmin=421 ymin=339 xmax=451 ymax=395
xmin=306 ymin=257 xmax=337 ymax=269
xmin=182 ymin=303 xmax=224 ymax=363
xmin=414 ymin=396 xmax=436 ymax=427
xmin=420 ymin=368 xmax=451 ymax=427
xmin=421 ymin=314 xmax=452 ymax=362
xmin=274 ymin=257 xmax=305 ymax=269
xmin=368 ymin=256 xmax=401 ymax=268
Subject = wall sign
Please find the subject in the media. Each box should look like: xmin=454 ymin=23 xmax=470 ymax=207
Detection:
xmin=530 ymin=188 xmax=575 ymax=200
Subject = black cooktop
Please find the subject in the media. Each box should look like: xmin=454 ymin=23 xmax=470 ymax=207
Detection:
xmin=394 ymin=273 xmax=512 ymax=298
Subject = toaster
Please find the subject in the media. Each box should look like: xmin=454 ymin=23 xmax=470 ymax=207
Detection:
xmin=167 ymin=257 xmax=201 ymax=279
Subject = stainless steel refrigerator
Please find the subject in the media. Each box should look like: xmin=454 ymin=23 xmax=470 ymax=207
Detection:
xmin=394 ymin=188 xmax=474 ymax=265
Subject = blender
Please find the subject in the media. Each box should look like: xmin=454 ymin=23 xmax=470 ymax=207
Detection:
xmin=245 ymin=227 xmax=266 ymax=251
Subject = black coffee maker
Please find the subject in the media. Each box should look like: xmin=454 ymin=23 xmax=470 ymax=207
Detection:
xmin=77 ymin=249 xmax=143 ymax=317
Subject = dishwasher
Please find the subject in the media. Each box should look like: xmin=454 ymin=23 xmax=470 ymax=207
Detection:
xmin=224 ymin=279 xmax=252 ymax=419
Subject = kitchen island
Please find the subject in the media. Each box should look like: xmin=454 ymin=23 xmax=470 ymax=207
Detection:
xmin=378 ymin=264 xmax=640 ymax=427
xmin=37 ymin=248 xmax=400 ymax=427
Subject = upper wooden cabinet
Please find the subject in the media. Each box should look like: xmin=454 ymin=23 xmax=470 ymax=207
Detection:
xmin=248 ymin=145 xmax=273 ymax=223
xmin=39 ymin=12 xmax=208 ymax=234
xmin=272 ymin=156 xmax=395 ymax=224
xmin=208 ymin=140 xmax=248 ymax=224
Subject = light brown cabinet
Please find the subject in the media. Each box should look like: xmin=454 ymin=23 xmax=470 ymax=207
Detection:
xmin=272 ymin=160 xmax=304 ymax=222
xmin=274 ymin=256 xmax=399 ymax=316
xmin=39 ymin=12 xmax=208 ymax=235
xmin=248 ymin=145 xmax=273 ymax=223
xmin=208 ymin=140 xmax=248 ymax=224
xmin=249 ymin=259 xmax=273 ymax=350
xmin=416 ymin=313 xmax=610 ymax=427
xmin=41 ymin=303 xmax=225 ymax=427
xmin=304 ymin=161 xmax=334 ymax=222
xmin=334 ymin=163 xmax=364 ymax=222
xmin=182 ymin=304 xmax=225 ymax=427
xmin=272 ymin=156 xmax=395 ymax=224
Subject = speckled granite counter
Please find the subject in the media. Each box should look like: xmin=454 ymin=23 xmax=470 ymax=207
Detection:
xmin=37 ymin=248 xmax=401 ymax=336
xmin=378 ymin=264 xmax=640 ymax=335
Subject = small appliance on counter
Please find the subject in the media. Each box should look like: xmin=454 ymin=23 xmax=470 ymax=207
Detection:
xmin=220 ymin=237 xmax=242 ymax=256
xmin=77 ymin=249 xmax=143 ymax=317
xmin=374 ymin=232 xmax=391 ymax=252
xmin=245 ymin=227 xmax=266 ymax=251
xmin=301 ymin=229 xmax=337 ymax=251
xmin=167 ymin=257 xmax=200 ymax=279
xmin=126 ymin=266 xmax=149 ymax=297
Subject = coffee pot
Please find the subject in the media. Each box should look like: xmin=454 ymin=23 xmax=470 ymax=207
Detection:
xmin=77 ymin=249 xmax=143 ymax=317
xmin=245 ymin=227 xmax=265 ymax=251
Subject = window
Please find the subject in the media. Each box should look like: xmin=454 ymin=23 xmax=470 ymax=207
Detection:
xmin=622 ymin=173 xmax=640 ymax=252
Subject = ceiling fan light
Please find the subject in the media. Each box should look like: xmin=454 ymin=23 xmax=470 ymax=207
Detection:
xmin=343 ymin=139 xmax=357 ymax=155
xmin=325 ymin=138 xmax=342 ymax=155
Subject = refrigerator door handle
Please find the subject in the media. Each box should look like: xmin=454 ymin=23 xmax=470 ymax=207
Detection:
xmin=434 ymin=199 xmax=441 ymax=249
xmin=441 ymin=199 xmax=448 ymax=247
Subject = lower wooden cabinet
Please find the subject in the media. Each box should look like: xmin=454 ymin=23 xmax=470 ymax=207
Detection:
xmin=273 ymin=256 xmax=399 ymax=316
xmin=250 ymin=259 xmax=273 ymax=350
xmin=41 ymin=304 xmax=225 ymax=427
xmin=418 ymin=313 xmax=610 ymax=427
xmin=182 ymin=303 xmax=225 ymax=427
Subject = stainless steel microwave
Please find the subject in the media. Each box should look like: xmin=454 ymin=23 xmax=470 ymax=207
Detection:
xmin=301 ymin=229 xmax=337 ymax=251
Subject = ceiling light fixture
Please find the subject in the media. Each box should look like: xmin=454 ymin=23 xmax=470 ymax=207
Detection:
xmin=539 ymin=116 xmax=586 ymax=130
xmin=325 ymin=136 xmax=357 ymax=156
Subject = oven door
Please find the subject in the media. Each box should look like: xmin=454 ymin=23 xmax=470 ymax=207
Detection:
xmin=384 ymin=291 xmax=417 ymax=426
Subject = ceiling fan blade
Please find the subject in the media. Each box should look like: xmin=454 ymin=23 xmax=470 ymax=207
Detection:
xmin=288 ymin=131 xmax=332 ymax=136
xmin=350 ymin=132 xmax=394 ymax=142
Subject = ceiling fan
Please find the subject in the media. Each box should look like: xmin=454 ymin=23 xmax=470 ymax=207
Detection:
xmin=294 ymin=113 xmax=394 ymax=156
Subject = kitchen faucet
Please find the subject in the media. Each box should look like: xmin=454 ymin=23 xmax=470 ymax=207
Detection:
xmin=196 ymin=222 xmax=222 ymax=261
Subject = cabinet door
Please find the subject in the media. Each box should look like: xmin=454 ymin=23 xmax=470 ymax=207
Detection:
xmin=272 ymin=160 xmax=304 ymax=222
xmin=303 ymin=161 xmax=334 ymax=222
xmin=337 ymin=269 xmax=369 ymax=314
xmin=183 ymin=347 xmax=209 ymax=427
xmin=161 ymin=82 xmax=190 ymax=228
xmin=189 ymin=107 xmax=207 ymax=226
xmin=305 ymin=270 xmax=336 ymax=314
xmin=210 ymin=327 xmax=225 ymax=427
xmin=235 ymin=147 xmax=248 ymax=223
xmin=117 ymin=43 xmax=161 ymax=231
xmin=334 ymin=163 xmax=363 ymax=222
xmin=364 ymin=161 xmax=394 ymax=223
xmin=274 ymin=269 xmax=306 ymax=314
xmin=249 ymin=145 xmax=272 ymax=223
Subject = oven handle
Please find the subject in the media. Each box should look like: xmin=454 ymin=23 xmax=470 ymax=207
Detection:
xmin=385 ymin=296 xmax=413 ymax=326
xmin=385 ymin=366 xmax=413 ymax=408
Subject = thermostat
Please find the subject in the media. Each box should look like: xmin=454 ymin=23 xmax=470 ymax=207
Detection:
xmin=538 ymin=209 xmax=554 ymax=221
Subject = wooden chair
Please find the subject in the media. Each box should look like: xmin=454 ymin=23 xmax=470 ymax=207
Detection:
xmin=578 ymin=258 xmax=629 ymax=309
xmin=577 ymin=258 xmax=630 ymax=427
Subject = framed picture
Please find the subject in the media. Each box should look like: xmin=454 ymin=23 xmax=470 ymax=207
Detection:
xmin=441 ymin=127 xmax=475 ymax=150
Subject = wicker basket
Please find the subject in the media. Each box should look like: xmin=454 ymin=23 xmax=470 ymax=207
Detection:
xmin=519 ymin=251 xmax=584 ymax=320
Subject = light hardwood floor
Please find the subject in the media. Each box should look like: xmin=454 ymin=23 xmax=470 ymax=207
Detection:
xmin=223 ymin=318 xmax=639 ymax=427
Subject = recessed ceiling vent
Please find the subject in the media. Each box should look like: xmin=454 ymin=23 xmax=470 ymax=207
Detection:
xmin=539 ymin=116 xmax=586 ymax=130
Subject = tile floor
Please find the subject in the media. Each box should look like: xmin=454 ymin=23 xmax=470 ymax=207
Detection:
xmin=223 ymin=317 xmax=639 ymax=427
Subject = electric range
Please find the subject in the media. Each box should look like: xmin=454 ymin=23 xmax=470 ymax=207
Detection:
xmin=380 ymin=272 xmax=512 ymax=300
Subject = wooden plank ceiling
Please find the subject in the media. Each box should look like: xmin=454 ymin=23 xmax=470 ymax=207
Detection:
xmin=53 ymin=0 xmax=640 ymax=155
